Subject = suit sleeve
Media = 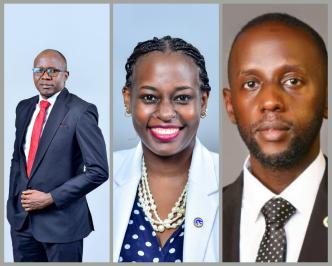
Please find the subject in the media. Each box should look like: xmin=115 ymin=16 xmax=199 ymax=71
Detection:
xmin=50 ymin=104 xmax=109 ymax=208
xmin=8 ymin=103 xmax=22 ymax=199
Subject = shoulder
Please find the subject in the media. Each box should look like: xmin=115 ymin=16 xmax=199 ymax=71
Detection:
xmin=223 ymin=173 xmax=243 ymax=196
xmin=210 ymin=151 xmax=219 ymax=167
xmin=114 ymin=147 xmax=136 ymax=162
xmin=196 ymin=139 xmax=219 ymax=168
xmin=113 ymin=145 xmax=141 ymax=186
xmin=16 ymin=95 xmax=38 ymax=110
xmin=60 ymin=89 xmax=99 ymax=123
xmin=113 ymin=147 xmax=138 ymax=172
xmin=66 ymin=90 xmax=97 ymax=112
xmin=208 ymin=150 xmax=219 ymax=176
xmin=190 ymin=139 xmax=219 ymax=190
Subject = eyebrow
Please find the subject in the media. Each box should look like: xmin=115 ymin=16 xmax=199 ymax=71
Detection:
xmin=237 ymin=64 xmax=307 ymax=77
xmin=237 ymin=69 xmax=258 ymax=77
xmin=139 ymin=86 xmax=157 ymax=91
xmin=281 ymin=65 xmax=307 ymax=74
xmin=139 ymin=85 xmax=194 ymax=91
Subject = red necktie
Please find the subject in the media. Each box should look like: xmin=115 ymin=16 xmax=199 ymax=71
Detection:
xmin=26 ymin=100 xmax=51 ymax=177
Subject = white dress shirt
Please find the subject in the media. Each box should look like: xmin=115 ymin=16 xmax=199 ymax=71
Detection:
xmin=24 ymin=90 xmax=62 ymax=161
xmin=240 ymin=151 xmax=325 ymax=262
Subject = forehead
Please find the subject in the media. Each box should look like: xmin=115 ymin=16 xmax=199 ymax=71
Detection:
xmin=230 ymin=22 xmax=323 ymax=72
xmin=132 ymin=51 xmax=199 ymax=86
xmin=34 ymin=52 xmax=65 ymax=68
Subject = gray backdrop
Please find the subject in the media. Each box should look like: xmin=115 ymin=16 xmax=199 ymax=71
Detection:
xmin=4 ymin=4 xmax=110 ymax=262
xmin=222 ymin=4 xmax=328 ymax=186
xmin=113 ymin=3 xmax=219 ymax=153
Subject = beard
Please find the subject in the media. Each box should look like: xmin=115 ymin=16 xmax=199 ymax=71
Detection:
xmin=236 ymin=112 xmax=324 ymax=170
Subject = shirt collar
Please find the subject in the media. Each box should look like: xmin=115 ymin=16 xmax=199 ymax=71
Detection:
xmin=38 ymin=89 xmax=62 ymax=106
xmin=242 ymin=151 xmax=325 ymax=223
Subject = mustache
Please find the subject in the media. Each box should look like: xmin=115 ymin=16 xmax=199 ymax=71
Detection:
xmin=251 ymin=114 xmax=293 ymax=133
xmin=39 ymin=83 xmax=54 ymax=86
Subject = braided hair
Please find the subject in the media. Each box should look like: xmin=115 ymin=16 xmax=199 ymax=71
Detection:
xmin=125 ymin=36 xmax=211 ymax=92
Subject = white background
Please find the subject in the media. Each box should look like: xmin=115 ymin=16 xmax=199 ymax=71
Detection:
xmin=4 ymin=4 xmax=110 ymax=262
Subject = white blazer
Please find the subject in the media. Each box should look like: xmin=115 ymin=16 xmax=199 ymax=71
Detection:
xmin=113 ymin=139 xmax=219 ymax=262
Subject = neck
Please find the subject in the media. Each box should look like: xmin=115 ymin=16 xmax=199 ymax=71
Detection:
xmin=41 ymin=95 xmax=49 ymax=100
xmin=142 ymin=140 xmax=195 ymax=182
xmin=249 ymin=145 xmax=320 ymax=194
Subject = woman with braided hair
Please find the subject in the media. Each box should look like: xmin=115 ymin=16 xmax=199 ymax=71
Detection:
xmin=113 ymin=36 xmax=219 ymax=262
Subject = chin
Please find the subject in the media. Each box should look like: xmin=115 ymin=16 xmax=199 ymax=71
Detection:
xmin=249 ymin=138 xmax=310 ymax=170
xmin=38 ymin=90 xmax=53 ymax=97
xmin=259 ymin=145 xmax=290 ymax=156
xmin=149 ymin=145 xmax=181 ymax=157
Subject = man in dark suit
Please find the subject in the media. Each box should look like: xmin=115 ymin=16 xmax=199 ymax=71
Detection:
xmin=7 ymin=49 xmax=109 ymax=262
xmin=223 ymin=13 xmax=327 ymax=262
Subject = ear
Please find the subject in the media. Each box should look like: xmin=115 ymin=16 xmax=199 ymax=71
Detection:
xmin=200 ymin=90 xmax=209 ymax=111
xmin=62 ymin=72 xmax=69 ymax=88
xmin=323 ymin=87 xmax=328 ymax=119
xmin=223 ymin=88 xmax=236 ymax=124
xmin=64 ymin=71 xmax=69 ymax=81
xmin=122 ymin=86 xmax=131 ymax=113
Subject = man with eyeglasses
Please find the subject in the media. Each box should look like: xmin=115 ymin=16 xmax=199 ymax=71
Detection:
xmin=7 ymin=49 xmax=109 ymax=262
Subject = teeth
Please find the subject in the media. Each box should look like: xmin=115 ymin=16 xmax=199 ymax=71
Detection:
xmin=151 ymin=128 xmax=179 ymax=135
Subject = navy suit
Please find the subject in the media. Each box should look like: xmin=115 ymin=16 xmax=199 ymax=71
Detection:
xmin=7 ymin=88 xmax=109 ymax=261
xmin=222 ymin=161 xmax=327 ymax=262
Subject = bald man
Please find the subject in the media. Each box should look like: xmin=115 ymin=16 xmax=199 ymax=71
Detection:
xmin=7 ymin=49 xmax=109 ymax=262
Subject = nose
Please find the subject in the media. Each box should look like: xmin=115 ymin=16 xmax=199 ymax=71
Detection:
xmin=155 ymin=100 xmax=176 ymax=121
xmin=40 ymin=70 xmax=51 ymax=80
xmin=258 ymin=83 xmax=285 ymax=113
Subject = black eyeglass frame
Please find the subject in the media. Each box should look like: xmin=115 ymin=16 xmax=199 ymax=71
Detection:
xmin=32 ymin=67 xmax=69 ymax=77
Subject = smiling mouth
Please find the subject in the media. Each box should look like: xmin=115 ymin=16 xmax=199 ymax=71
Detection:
xmin=150 ymin=127 xmax=181 ymax=142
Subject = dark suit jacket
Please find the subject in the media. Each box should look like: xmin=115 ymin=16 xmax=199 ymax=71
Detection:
xmin=7 ymin=88 xmax=109 ymax=243
xmin=223 ymin=161 xmax=327 ymax=262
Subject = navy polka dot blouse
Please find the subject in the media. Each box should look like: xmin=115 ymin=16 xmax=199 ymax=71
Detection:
xmin=119 ymin=195 xmax=185 ymax=262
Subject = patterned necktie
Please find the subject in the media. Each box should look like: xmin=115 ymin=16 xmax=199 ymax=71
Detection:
xmin=26 ymin=100 xmax=51 ymax=177
xmin=256 ymin=197 xmax=296 ymax=262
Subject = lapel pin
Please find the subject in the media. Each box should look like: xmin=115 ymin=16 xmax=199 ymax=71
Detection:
xmin=194 ymin=217 xmax=203 ymax=228
xmin=323 ymin=216 xmax=328 ymax=228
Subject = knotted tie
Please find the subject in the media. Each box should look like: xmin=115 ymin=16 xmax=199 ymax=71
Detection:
xmin=26 ymin=100 xmax=51 ymax=177
xmin=256 ymin=197 xmax=296 ymax=262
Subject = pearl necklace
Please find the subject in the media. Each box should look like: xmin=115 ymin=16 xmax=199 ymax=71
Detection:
xmin=138 ymin=157 xmax=188 ymax=233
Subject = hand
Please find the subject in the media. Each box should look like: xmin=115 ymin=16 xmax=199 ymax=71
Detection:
xmin=21 ymin=190 xmax=54 ymax=212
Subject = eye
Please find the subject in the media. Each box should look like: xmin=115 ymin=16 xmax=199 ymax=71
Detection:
xmin=47 ymin=68 xmax=57 ymax=74
xmin=173 ymin=95 xmax=193 ymax=104
xmin=243 ymin=80 xmax=259 ymax=90
xmin=32 ymin=67 xmax=45 ymax=74
xmin=284 ymin=77 xmax=302 ymax=88
xmin=34 ymin=68 xmax=44 ymax=73
xmin=141 ymin=95 xmax=159 ymax=104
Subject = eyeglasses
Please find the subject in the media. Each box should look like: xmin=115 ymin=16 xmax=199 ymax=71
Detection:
xmin=32 ymin=67 xmax=67 ymax=78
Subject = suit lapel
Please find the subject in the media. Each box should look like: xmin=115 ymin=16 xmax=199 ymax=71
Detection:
xmin=18 ymin=96 xmax=38 ymax=153
xmin=17 ymin=96 xmax=38 ymax=178
xmin=222 ymin=173 xmax=243 ymax=262
xmin=298 ymin=163 xmax=328 ymax=262
xmin=113 ymin=145 xmax=142 ymax=262
xmin=182 ymin=140 xmax=219 ymax=262
xmin=29 ymin=89 xmax=70 ymax=179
